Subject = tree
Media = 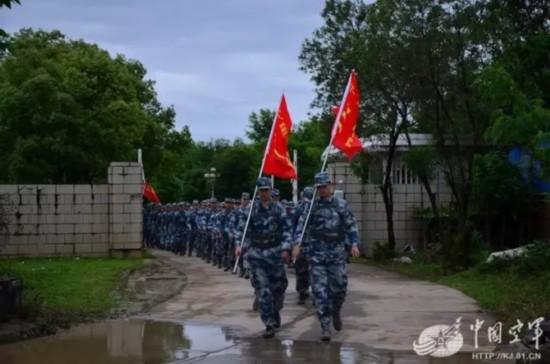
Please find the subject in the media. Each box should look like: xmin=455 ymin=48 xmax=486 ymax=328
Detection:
xmin=478 ymin=0 xmax=550 ymax=179
xmin=290 ymin=117 xmax=328 ymax=186
xmin=301 ymin=0 xmax=510 ymax=267
xmin=0 ymin=0 xmax=20 ymax=8
xmin=0 ymin=0 xmax=21 ymax=53
xmin=0 ymin=29 xmax=181 ymax=191
xmin=212 ymin=140 xmax=260 ymax=199
xmin=300 ymin=0 xmax=417 ymax=252
xmin=369 ymin=0 xmax=492 ymax=267
xmin=245 ymin=109 xmax=275 ymax=145
xmin=472 ymin=151 xmax=531 ymax=249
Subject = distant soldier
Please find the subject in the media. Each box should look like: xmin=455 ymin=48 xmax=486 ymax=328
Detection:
xmin=223 ymin=199 xmax=238 ymax=271
xmin=234 ymin=193 xmax=251 ymax=278
xmin=294 ymin=186 xmax=314 ymax=305
xmin=235 ymin=177 xmax=293 ymax=338
xmin=174 ymin=204 xmax=187 ymax=255
xmin=212 ymin=200 xmax=229 ymax=269
xmin=292 ymin=172 xmax=361 ymax=341
xmin=186 ymin=201 xmax=198 ymax=256
xmin=195 ymin=201 xmax=208 ymax=259
xmin=271 ymin=188 xmax=280 ymax=203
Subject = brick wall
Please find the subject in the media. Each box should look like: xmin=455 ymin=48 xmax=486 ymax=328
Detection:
xmin=327 ymin=154 xmax=453 ymax=256
xmin=0 ymin=162 xmax=143 ymax=257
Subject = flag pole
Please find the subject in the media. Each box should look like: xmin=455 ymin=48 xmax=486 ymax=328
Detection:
xmin=292 ymin=149 xmax=298 ymax=205
xmin=233 ymin=94 xmax=283 ymax=273
xmin=294 ymin=72 xmax=354 ymax=252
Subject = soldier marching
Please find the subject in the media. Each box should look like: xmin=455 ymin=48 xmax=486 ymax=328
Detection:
xmin=143 ymin=172 xmax=360 ymax=342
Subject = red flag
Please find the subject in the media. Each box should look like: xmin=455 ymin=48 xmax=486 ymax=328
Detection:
xmin=331 ymin=71 xmax=363 ymax=159
xmin=262 ymin=95 xmax=297 ymax=179
xmin=143 ymin=181 xmax=161 ymax=204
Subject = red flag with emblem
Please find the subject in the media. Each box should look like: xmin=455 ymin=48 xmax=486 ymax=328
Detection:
xmin=143 ymin=180 xmax=161 ymax=204
xmin=262 ymin=95 xmax=297 ymax=179
xmin=331 ymin=70 xmax=363 ymax=159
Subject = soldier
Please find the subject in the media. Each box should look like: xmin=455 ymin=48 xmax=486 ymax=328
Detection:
xmin=212 ymin=200 xmax=228 ymax=269
xmin=292 ymin=172 xmax=361 ymax=342
xmin=174 ymin=204 xmax=187 ymax=255
xmin=195 ymin=201 xmax=207 ymax=259
xmin=272 ymin=188 xmax=280 ymax=202
xmin=234 ymin=177 xmax=293 ymax=338
xmin=294 ymin=186 xmax=314 ymax=305
xmin=223 ymin=199 xmax=238 ymax=271
xmin=206 ymin=200 xmax=217 ymax=264
xmin=234 ymin=193 xmax=251 ymax=278
xmin=187 ymin=200 xmax=199 ymax=256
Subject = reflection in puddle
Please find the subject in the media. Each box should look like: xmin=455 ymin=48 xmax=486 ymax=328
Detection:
xmin=0 ymin=319 xmax=495 ymax=363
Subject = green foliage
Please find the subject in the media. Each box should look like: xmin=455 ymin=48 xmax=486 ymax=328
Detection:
xmin=361 ymin=240 xmax=550 ymax=326
xmin=372 ymin=241 xmax=396 ymax=261
xmin=0 ymin=0 xmax=20 ymax=8
xmin=300 ymin=0 xmax=548 ymax=267
xmin=402 ymin=147 xmax=438 ymax=183
xmin=473 ymin=152 xmax=530 ymax=212
xmin=0 ymin=29 xmax=179 ymax=187
xmin=476 ymin=65 xmax=550 ymax=179
xmin=0 ymin=1 xmax=21 ymax=54
xmin=245 ymin=108 xmax=275 ymax=145
xmin=212 ymin=141 xmax=260 ymax=199
xmin=0 ymin=257 xmax=145 ymax=322
xmin=290 ymin=118 xmax=328 ymax=188
xmin=478 ymin=242 xmax=550 ymax=276
xmin=515 ymin=241 xmax=550 ymax=275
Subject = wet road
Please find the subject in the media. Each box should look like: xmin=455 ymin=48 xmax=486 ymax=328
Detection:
xmin=0 ymin=319 xmax=493 ymax=363
xmin=0 ymin=249 xmax=503 ymax=363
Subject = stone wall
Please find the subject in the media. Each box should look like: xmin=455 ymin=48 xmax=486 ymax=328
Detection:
xmin=0 ymin=162 xmax=143 ymax=257
xmin=327 ymin=154 xmax=452 ymax=255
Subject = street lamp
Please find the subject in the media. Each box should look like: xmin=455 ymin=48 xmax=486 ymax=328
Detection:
xmin=204 ymin=167 xmax=218 ymax=199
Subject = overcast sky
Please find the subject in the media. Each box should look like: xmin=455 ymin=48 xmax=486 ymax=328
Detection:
xmin=1 ymin=0 xmax=325 ymax=141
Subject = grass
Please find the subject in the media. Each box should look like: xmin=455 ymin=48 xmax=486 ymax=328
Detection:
xmin=353 ymin=255 xmax=550 ymax=327
xmin=0 ymin=256 xmax=147 ymax=324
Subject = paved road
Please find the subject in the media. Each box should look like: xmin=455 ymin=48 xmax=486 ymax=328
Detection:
xmin=0 ymin=249 xmax=502 ymax=364
xmin=140 ymin=249 xmax=497 ymax=359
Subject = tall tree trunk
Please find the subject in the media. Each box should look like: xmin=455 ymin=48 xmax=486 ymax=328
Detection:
xmin=403 ymin=131 xmax=441 ymax=243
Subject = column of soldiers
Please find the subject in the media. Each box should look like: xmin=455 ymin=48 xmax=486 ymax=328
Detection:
xmin=143 ymin=171 xmax=360 ymax=342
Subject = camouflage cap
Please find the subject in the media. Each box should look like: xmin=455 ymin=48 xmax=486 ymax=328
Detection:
xmin=314 ymin=171 xmax=332 ymax=187
xmin=303 ymin=186 xmax=314 ymax=200
xmin=272 ymin=188 xmax=280 ymax=197
xmin=256 ymin=177 xmax=272 ymax=190
xmin=241 ymin=192 xmax=250 ymax=200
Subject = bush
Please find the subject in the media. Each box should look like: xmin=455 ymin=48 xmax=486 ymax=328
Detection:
xmin=372 ymin=241 xmax=396 ymax=261
xmin=515 ymin=241 xmax=550 ymax=275
xmin=476 ymin=241 xmax=550 ymax=275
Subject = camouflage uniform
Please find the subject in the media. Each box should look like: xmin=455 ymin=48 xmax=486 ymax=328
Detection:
xmin=187 ymin=201 xmax=199 ymax=256
xmin=211 ymin=203 xmax=227 ymax=268
xmin=294 ymin=172 xmax=359 ymax=339
xmin=233 ymin=195 xmax=251 ymax=278
xmin=223 ymin=199 xmax=238 ymax=271
xmin=235 ymin=178 xmax=292 ymax=335
xmin=294 ymin=187 xmax=314 ymax=302
xmin=174 ymin=205 xmax=188 ymax=255
xmin=195 ymin=203 xmax=208 ymax=258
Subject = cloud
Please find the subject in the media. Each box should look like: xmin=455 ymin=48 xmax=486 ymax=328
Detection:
xmin=1 ymin=0 xmax=325 ymax=141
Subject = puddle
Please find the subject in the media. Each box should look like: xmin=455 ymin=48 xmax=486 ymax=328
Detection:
xmin=0 ymin=319 xmax=502 ymax=363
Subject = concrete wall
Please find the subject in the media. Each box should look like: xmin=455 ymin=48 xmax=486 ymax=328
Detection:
xmin=0 ymin=162 xmax=143 ymax=257
xmin=327 ymin=153 xmax=453 ymax=255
